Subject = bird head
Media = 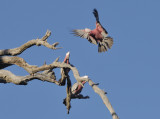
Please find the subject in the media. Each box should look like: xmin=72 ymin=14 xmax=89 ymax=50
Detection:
xmin=63 ymin=51 xmax=70 ymax=64
xmin=81 ymin=75 xmax=89 ymax=84
xmin=82 ymin=75 xmax=88 ymax=79
xmin=65 ymin=51 xmax=70 ymax=59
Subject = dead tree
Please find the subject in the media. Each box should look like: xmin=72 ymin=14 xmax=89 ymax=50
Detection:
xmin=0 ymin=30 xmax=119 ymax=119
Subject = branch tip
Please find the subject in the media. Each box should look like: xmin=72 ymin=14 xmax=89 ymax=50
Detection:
xmin=52 ymin=42 xmax=59 ymax=47
xmin=41 ymin=30 xmax=51 ymax=41
xmin=54 ymin=57 xmax=60 ymax=62
xmin=46 ymin=30 xmax=51 ymax=36
xmin=43 ymin=61 xmax=47 ymax=65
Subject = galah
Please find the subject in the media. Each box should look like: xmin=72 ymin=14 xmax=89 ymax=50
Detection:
xmin=63 ymin=76 xmax=88 ymax=106
xmin=59 ymin=52 xmax=70 ymax=85
xmin=61 ymin=51 xmax=70 ymax=74
xmin=63 ymin=52 xmax=70 ymax=64
xmin=72 ymin=9 xmax=113 ymax=52
xmin=71 ymin=76 xmax=88 ymax=95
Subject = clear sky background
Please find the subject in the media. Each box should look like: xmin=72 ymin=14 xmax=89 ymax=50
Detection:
xmin=0 ymin=0 xmax=160 ymax=119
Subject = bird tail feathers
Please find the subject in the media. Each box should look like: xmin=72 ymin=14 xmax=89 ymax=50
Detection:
xmin=98 ymin=37 xmax=113 ymax=52
xmin=103 ymin=37 xmax=113 ymax=49
xmin=98 ymin=42 xmax=107 ymax=52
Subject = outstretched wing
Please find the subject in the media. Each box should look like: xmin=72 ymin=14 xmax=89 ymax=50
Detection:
xmin=98 ymin=37 xmax=113 ymax=52
xmin=103 ymin=36 xmax=113 ymax=49
xmin=93 ymin=8 xmax=99 ymax=23
xmin=93 ymin=9 xmax=108 ymax=37
xmin=72 ymin=29 xmax=89 ymax=39
xmin=72 ymin=29 xmax=97 ymax=45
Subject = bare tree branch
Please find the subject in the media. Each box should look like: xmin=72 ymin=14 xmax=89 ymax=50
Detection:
xmin=0 ymin=69 xmax=119 ymax=119
xmin=88 ymin=79 xmax=119 ymax=119
xmin=0 ymin=56 xmax=37 ymax=69
xmin=0 ymin=30 xmax=61 ymax=56
xmin=0 ymin=56 xmax=88 ymax=84
xmin=0 ymin=30 xmax=119 ymax=119
xmin=0 ymin=70 xmax=59 ymax=85
xmin=66 ymin=76 xmax=72 ymax=114
xmin=58 ymin=68 xmax=67 ymax=86
xmin=0 ymin=55 xmax=119 ymax=119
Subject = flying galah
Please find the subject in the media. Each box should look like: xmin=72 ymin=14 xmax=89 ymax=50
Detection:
xmin=71 ymin=76 xmax=88 ymax=95
xmin=72 ymin=9 xmax=113 ymax=52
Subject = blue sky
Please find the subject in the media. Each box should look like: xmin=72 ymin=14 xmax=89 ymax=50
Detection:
xmin=0 ymin=0 xmax=160 ymax=119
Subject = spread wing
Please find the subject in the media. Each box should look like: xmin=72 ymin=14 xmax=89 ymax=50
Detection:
xmin=103 ymin=36 xmax=113 ymax=49
xmin=93 ymin=9 xmax=108 ymax=37
xmin=98 ymin=37 xmax=113 ymax=52
xmin=72 ymin=29 xmax=97 ymax=45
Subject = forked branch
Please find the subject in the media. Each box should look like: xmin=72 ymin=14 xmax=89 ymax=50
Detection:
xmin=0 ymin=30 xmax=61 ymax=56
xmin=0 ymin=70 xmax=59 ymax=85
xmin=0 ymin=30 xmax=119 ymax=119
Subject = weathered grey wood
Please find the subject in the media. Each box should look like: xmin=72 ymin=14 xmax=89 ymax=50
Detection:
xmin=0 ymin=30 xmax=119 ymax=119
xmin=0 ymin=30 xmax=61 ymax=56
xmin=88 ymin=79 xmax=119 ymax=119
xmin=0 ymin=70 xmax=59 ymax=85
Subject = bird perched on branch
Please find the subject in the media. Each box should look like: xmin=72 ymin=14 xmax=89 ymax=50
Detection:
xmin=71 ymin=75 xmax=88 ymax=96
xmin=58 ymin=52 xmax=70 ymax=85
xmin=63 ymin=52 xmax=70 ymax=64
xmin=63 ymin=76 xmax=88 ymax=106
xmin=62 ymin=51 xmax=70 ymax=73
xmin=72 ymin=80 xmax=86 ymax=95
xmin=72 ymin=9 xmax=113 ymax=53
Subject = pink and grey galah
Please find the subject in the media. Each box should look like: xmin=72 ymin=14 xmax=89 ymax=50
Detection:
xmin=59 ymin=52 xmax=71 ymax=86
xmin=71 ymin=76 xmax=88 ymax=95
xmin=61 ymin=51 xmax=70 ymax=74
xmin=63 ymin=52 xmax=70 ymax=64
xmin=72 ymin=9 xmax=113 ymax=53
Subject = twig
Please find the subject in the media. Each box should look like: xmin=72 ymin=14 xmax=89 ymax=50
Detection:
xmin=0 ymin=30 xmax=61 ymax=56
xmin=88 ymin=79 xmax=119 ymax=119
xmin=0 ymin=70 xmax=59 ymax=85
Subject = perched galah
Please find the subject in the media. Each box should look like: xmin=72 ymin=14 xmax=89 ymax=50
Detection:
xmin=59 ymin=52 xmax=70 ymax=85
xmin=71 ymin=76 xmax=88 ymax=95
xmin=62 ymin=51 xmax=70 ymax=73
xmin=64 ymin=51 xmax=70 ymax=64
xmin=72 ymin=9 xmax=113 ymax=52
xmin=63 ymin=76 xmax=88 ymax=106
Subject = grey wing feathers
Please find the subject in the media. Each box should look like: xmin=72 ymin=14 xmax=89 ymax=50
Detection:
xmin=98 ymin=42 xmax=108 ymax=52
xmin=101 ymin=30 xmax=108 ymax=37
xmin=72 ymin=29 xmax=89 ymax=39
xmin=98 ymin=37 xmax=113 ymax=52
xmin=71 ymin=82 xmax=78 ymax=92
xmin=98 ymin=23 xmax=108 ymax=37
xmin=89 ymin=36 xmax=98 ymax=45
xmin=103 ymin=37 xmax=113 ymax=49
xmin=72 ymin=29 xmax=97 ymax=45
xmin=93 ymin=8 xmax=99 ymax=22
